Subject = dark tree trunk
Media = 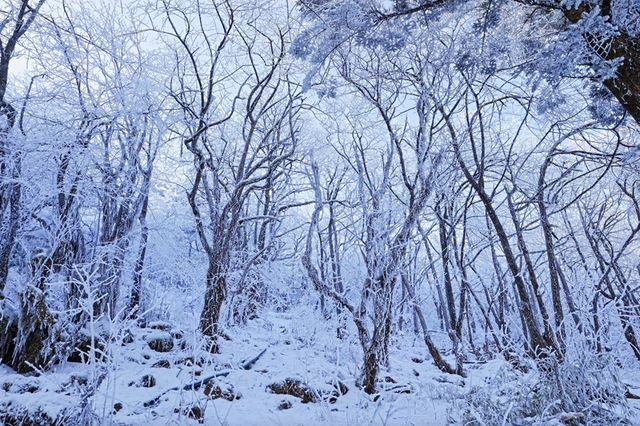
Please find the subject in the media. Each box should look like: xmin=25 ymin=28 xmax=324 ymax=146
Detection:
xmin=438 ymin=202 xmax=457 ymax=331
xmin=448 ymin=132 xmax=554 ymax=355
xmin=401 ymin=274 xmax=459 ymax=375
xmin=200 ymin=262 xmax=227 ymax=353
xmin=362 ymin=343 xmax=380 ymax=394
xmin=507 ymin=192 xmax=557 ymax=350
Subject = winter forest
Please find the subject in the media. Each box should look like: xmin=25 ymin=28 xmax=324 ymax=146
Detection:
xmin=1 ymin=0 xmax=640 ymax=424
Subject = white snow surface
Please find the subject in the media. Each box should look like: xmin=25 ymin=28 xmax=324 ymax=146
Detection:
xmin=2 ymin=306 xmax=639 ymax=425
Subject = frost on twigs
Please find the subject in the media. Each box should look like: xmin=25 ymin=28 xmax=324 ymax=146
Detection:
xmin=461 ymin=352 xmax=630 ymax=425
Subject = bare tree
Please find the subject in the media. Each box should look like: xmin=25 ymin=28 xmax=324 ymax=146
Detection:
xmin=160 ymin=0 xmax=302 ymax=351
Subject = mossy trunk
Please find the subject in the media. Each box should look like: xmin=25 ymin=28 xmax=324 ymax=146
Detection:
xmin=0 ymin=287 xmax=55 ymax=373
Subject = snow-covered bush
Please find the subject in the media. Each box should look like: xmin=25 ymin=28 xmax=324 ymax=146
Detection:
xmin=461 ymin=352 xmax=630 ymax=425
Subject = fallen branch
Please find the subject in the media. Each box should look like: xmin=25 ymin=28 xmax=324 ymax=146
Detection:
xmin=143 ymin=347 xmax=267 ymax=408
xmin=241 ymin=348 xmax=267 ymax=370
xmin=625 ymin=388 xmax=640 ymax=400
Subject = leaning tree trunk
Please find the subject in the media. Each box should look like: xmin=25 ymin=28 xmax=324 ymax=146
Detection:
xmin=443 ymin=109 xmax=556 ymax=357
xmin=401 ymin=274 xmax=458 ymax=375
xmin=507 ymin=192 xmax=558 ymax=351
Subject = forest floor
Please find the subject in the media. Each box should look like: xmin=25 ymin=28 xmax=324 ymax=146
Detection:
xmin=1 ymin=306 xmax=640 ymax=425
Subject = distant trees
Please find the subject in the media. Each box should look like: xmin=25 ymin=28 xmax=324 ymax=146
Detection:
xmin=302 ymin=33 xmax=458 ymax=393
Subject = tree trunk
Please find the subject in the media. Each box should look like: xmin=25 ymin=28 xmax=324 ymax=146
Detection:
xmin=200 ymin=262 xmax=227 ymax=353
xmin=128 ymin=194 xmax=150 ymax=317
xmin=507 ymin=192 xmax=557 ymax=350
xmin=401 ymin=275 xmax=459 ymax=375
xmin=0 ymin=178 xmax=20 ymax=296
xmin=362 ymin=342 xmax=380 ymax=394
xmin=438 ymin=203 xmax=457 ymax=331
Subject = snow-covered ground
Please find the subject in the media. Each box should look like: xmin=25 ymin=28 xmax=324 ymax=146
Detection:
xmin=2 ymin=307 xmax=640 ymax=425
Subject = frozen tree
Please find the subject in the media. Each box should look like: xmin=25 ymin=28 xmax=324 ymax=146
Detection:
xmin=0 ymin=0 xmax=45 ymax=297
xmin=0 ymin=0 xmax=165 ymax=371
xmin=158 ymin=0 xmax=303 ymax=352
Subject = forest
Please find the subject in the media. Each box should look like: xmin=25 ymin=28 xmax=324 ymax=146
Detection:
xmin=0 ymin=0 xmax=639 ymax=424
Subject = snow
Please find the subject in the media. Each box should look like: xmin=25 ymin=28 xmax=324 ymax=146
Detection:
xmin=0 ymin=307 xmax=466 ymax=425
xmin=2 ymin=307 xmax=639 ymax=425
